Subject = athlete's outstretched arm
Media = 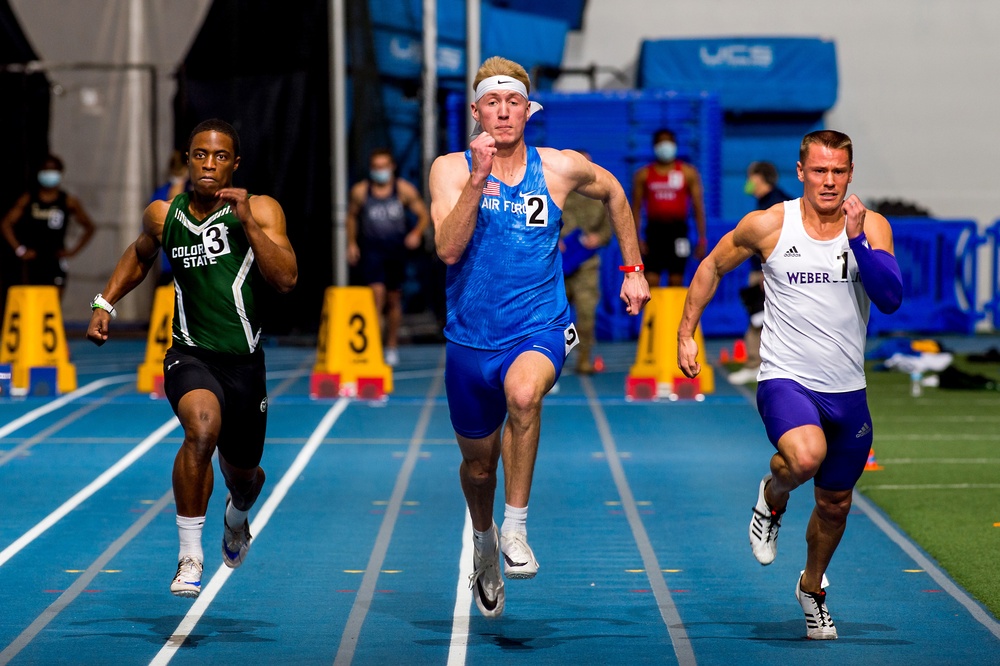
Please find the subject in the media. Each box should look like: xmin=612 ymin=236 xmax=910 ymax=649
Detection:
xmin=563 ymin=150 xmax=649 ymax=316
xmin=677 ymin=211 xmax=763 ymax=377
xmin=86 ymin=201 xmax=166 ymax=346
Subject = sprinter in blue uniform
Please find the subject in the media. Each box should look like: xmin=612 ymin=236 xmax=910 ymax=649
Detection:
xmin=428 ymin=56 xmax=650 ymax=617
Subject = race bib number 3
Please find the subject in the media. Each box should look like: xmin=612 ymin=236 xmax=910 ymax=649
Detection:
xmin=202 ymin=222 xmax=231 ymax=258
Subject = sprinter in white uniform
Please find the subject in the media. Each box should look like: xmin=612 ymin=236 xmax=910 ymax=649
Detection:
xmin=677 ymin=130 xmax=902 ymax=640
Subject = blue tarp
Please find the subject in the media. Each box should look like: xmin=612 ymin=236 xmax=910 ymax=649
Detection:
xmin=637 ymin=37 xmax=838 ymax=113
xmin=369 ymin=1 xmax=568 ymax=84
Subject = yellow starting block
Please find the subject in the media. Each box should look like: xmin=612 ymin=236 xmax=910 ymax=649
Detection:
xmin=0 ymin=286 xmax=77 ymax=395
xmin=626 ymin=286 xmax=714 ymax=400
xmin=311 ymin=286 xmax=392 ymax=399
xmin=137 ymin=284 xmax=175 ymax=395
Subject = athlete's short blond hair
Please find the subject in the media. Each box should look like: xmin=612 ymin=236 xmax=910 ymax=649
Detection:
xmin=472 ymin=56 xmax=531 ymax=94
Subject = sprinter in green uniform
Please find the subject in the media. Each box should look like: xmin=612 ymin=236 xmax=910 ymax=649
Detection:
xmin=86 ymin=119 xmax=297 ymax=598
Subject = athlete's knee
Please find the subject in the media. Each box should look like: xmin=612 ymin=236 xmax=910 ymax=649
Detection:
xmin=505 ymin=383 xmax=544 ymax=421
xmin=815 ymin=489 xmax=852 ymax=524
xmin=780 ymin=449 xmax=823 ymax=484
xmin=461 ymin=458 xmax=498 ymax=487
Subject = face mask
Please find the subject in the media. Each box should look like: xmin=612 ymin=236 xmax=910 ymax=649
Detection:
xmin=38 ymin=170 xmax=62 ymax=188
xmin=743 ymin=178 xmax=756 ymax=196
xmin=370 ymin=169 xmax=392 ymax=185
xmin=653 ymin=141 xmax=677 ymax=163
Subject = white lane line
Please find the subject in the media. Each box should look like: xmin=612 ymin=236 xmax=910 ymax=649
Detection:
xmin=581 ymin=376 xmax=697 ymax=666
xmin=852 ymin=493 xmax=1000 ymax=639
xmin=0 ymin=374 xmax=133 ymax=440
xmin=333 ymin=363 xmax=444 ymax=665
xmin=447 ymin=513 xmax=473 ymax=666
xmin=0 ymin=489 xmax=175 ymax=665
xmin=0 ymin=416 xmax=178 ymax=569
xmin=150 ymin=398 xmax=350 ymax=666
xmin=0 ymin=384 xmax=134 ymax=467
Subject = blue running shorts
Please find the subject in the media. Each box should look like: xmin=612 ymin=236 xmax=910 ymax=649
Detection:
xmin=445 ymin=327 xmax=570 ymax=439
xmin=756 ymin=378 xmax=874 ymax=491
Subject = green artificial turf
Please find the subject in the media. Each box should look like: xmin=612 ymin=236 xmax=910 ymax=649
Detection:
xmin=859 ymin=356 xmax=1000 ymax=618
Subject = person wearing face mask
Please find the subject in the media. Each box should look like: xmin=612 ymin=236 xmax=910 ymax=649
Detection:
xmin=346 ymin=148 xmax=430 ymax=366
xmin=728 ymin=161 xmax=792 ymax=385
xmin=631 ymin=128 xmax=707 ymax=289
xmin=1 ymin=154 xmax=95 ymax=296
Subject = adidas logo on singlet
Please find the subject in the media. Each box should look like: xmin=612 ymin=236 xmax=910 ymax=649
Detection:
xmin=783 ymin=245 xmax=801 ymax=257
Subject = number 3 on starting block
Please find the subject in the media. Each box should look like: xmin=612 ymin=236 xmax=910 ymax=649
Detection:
xmin=311 ymin=286 xmax=392 ymax=398
xmin=0 ymin=286 xmax=77 ymax=394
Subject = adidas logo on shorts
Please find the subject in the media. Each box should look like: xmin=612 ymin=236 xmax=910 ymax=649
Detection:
xmin=855 ymin=422 xmax=871 ymax=438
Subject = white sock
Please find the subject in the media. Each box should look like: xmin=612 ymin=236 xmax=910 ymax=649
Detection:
xmin=472 ymin=523 xmax=497 ymax=553
xmin=501 ymin=504 xmax=528 ymax=537
xmin=226 ymin=502 xmax=250 ymax=530
xmin=176 ymin=515 xmax=205 ymax=561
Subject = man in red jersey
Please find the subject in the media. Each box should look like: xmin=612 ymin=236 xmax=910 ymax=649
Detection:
xmin=631 ymin=128 xmax=707 ymax=288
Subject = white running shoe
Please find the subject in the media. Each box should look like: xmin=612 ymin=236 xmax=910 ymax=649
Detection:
xmin=749 ymin=474 xmax=783 ymax=565
xmin=727 ymin=366 xmax=759 ymax=385
xmin=795 ymin=572 xmax=837 ymax=639
xmin=385 ymin=348 xmax=400 ymax=367
xmin=170 ymin=556 xmax=203 ymax=598
xmin=500 ymin=531 xmax=539 ymax=579
xmin=468 ymin=525 xmax=505 ymax=617
xmin=222 ymin=494 xmax=252 ymax=569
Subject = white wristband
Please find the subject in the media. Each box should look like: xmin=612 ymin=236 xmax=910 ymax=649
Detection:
xmin=15 ymin=245 xmax=27 ymax=258
xmin=91 ymin=293 xmax=117 ymax=319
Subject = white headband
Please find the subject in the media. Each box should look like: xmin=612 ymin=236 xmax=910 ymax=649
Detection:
xmin=470 ymin=75 xmax=543 ymax=136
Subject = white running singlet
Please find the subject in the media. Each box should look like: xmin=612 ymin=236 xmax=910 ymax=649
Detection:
xmin=757 ymin=199 xmax=870 ymax=392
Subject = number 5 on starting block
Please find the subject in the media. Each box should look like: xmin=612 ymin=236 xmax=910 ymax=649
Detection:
xmin=0 ymin=286 xmax=77 ymax=394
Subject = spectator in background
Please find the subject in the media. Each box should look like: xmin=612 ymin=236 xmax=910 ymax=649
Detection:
xmin=151 ymin=150 xmax=192 ymax=204
xmin=631 ymin=128 xmax=707 ymax=288
xmin=729 ymin=161 xmax=792 ymax=385
xmin=560 ymin=150 xmax=612 ymax=374
xmin=346 ymin=148 xmax=430 ymax=366
xmin=1 ymin=154 xmax=95 ymax=297
xmin=149 ymin=150 xmax=193 ymax=285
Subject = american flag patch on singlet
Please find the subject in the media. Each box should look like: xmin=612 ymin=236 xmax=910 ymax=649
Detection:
xmin=482 ymin=181 xmax=500 ymax=196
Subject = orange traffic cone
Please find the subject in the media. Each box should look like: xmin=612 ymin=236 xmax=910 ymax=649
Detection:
xmin=864 ymin=447 xmax=883 ymax=471
xmin=719 ymin=348 xmax=730 ymax=363
xmin=733 ymin=340 xmax=748 ymax=363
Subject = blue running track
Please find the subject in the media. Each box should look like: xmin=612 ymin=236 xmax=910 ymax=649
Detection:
xmin=1 ymin=339 xmax=998 ymax=665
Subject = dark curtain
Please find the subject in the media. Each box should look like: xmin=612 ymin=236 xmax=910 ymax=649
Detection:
xmin=174 ymin=0 xmax=332 ymax=336
xmin=0 ymin=0 xmax=50 ymax=313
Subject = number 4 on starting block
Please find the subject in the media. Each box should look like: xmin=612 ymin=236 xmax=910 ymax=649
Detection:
xmin=0 ymin=286 xmax=77 ymax=395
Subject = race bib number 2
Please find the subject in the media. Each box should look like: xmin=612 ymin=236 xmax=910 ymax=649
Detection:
xmin=564 ymin=322 xmax=579 ymax=357
xmin=523 ymin=194 xmax=549 ymax=227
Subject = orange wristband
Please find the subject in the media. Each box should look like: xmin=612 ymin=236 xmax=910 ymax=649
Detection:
xmin=619 ymin=264 xmax=644 ymax=273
